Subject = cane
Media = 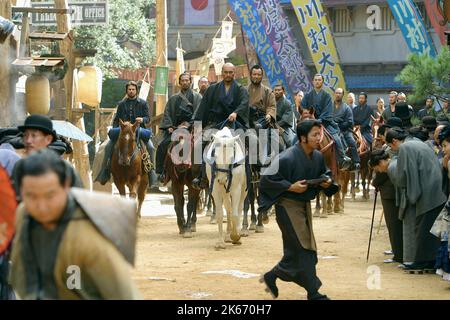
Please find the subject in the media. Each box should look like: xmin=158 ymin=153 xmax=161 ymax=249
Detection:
xmin=366 ymin=189 xmax=378 ymax=263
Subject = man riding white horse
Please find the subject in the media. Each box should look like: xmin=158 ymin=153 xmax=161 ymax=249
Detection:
xmin=96 ymin=81 xmax=156 ymax=187
xmin=191 ymin=63 xmax=250 ymax=190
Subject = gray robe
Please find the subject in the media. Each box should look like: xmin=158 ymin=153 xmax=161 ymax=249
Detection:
xmin=159 ymin=90 xmax=202 ymax=130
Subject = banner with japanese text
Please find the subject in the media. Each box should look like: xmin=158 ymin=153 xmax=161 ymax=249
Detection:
xmin=387 ymin=0 xmax=437 ymax=57
xmin=290 ymin=0 xmax=346 ymax=94
xmin=255 ymin=0 xmax=312 ymax=97
xmin=229 ymin=0 xmax=292 ymax=102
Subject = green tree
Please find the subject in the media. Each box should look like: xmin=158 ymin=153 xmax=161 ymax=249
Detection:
xmin=397 ymin=47 xmax=450 ymax=106
xmin=73 ymin=0 xmax=156 ymax=79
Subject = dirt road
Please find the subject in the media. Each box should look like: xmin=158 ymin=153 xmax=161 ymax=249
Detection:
xmin=132 ymin=191 xmax=450 ymax=300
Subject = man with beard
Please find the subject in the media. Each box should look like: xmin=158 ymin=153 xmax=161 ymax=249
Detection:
xmin=353 ymin=92 xmax=375 ymax=148
xmin=198 ymin=76 xmax=209 ymax=97
xmin=155 ymin=72 xmax=202 ymax=183
xmin=333 ymin=88 xmax=360 ymax=170
xmin=191 ymin=62 xmax=249 ymax=189
xmin=258 ymin=120 xmax=338 ymax=300
xmin=246 ymin=65 xmax=276 ymax=130
xmin=274 ymin=84 xmax=295 ymax=147
xmin=381 ymin=91 xmax=398 ymax=122
xmin=418 ymin=97 xmax=437 ymax=119
xmin=96 ymin=81 xmax=156 ymax=186
xmin=301 ymin=74 xmax=352 ymax=170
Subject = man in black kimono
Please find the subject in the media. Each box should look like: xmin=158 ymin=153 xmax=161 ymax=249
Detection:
xmin=155 ymin=73 xmax=202 ymax=183
xmin=353 ymin=92 xmax=374 ymax=147
xmin=191 ymin=63 xmax=249 ymax=189
xmin=301 ymin=74 xmax=351 ymax=170
xmin=96 ymin=81 xmax=156 ymax=186
xmin=274 ymin=84 xmax=295 ymax=147
xmin=258 ymin=120 xmax=338 ymax=300
xmin=333 ymin=88 xmax=360 ymax=170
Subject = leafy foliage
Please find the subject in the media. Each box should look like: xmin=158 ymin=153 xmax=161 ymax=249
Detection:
xmin=73 ymin=0 xmax=156 ymax=79
xmin=397 ymin=47 xmax=450 ymax=103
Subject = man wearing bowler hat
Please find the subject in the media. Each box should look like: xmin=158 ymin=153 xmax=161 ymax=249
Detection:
xmin=11 ymin=115 xmax=83 ymax=201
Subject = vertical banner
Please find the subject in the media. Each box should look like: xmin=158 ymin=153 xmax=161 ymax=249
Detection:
xmin=221 ymin=20 xmax=234 ymax=39
xmin=154 ymin=66 xmax=169 ymax=95
xmin=255 ymin=0 xmax=312 ymax=97
xmin=424 ymin=0 xmax=449 ymax=46
xmin=290 ymin=0 xmax=346 ymax=94
xmin=229 ymin=0 xmax=292 ymax=101
xmin=387 ymin=0 xmax=437 ymax=57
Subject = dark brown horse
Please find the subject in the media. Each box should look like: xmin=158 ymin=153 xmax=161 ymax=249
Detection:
xmin=163 ymin=122 xmax=200 ymax=237
xmin=351 ymin=127 xmax=372 ymax=200
xmin=314 ymin=125 xmax=343 ymax=217
xmin=111 ymin=119 xmax=148 ymax=218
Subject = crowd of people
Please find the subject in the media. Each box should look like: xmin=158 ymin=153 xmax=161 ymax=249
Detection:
xmin=0 ymin=61 xmax=449 ymax=299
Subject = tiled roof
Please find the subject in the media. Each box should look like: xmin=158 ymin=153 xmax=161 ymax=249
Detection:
xmin=345 ymin=74 xmax=412 ymax=90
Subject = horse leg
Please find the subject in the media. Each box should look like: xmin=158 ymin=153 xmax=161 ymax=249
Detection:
xmin=320 ymin=192 xmax=328 ymax=218
xmin=206 ymin=192 xmax=214 ymax=217
xmin=136 ymin=175 xmax=148 ymax=219
xmin=172 ymin=182 xmax=185 ymax=235
xmin=212 ymin=189 xmax=226 ymax=249
xmin=327 ymin=195 xmax=333 ymax=214
xmin=223 ymin=194 xmax=233 ymax=243
xmin=230 ymin=184 xmax=242 ymax=245
xmin=115 ymin=181 xmax=126 ymax=197
xmin=249 ymin=186 xmax=257 ymax=230
xmin=314 ymin=195 xmax=321 ymax=217
xmin=351 ymin=172 xmax=356 ymax=200
xmin=241 ymin=194 xmax=250 ymax=237
xmin=187 ymin=186 xmax=200 ymax=233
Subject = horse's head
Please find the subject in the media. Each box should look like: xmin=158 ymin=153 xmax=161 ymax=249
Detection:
xmin=212 ymin=127 xmax=241 ymax=166
xmin=117 ymin=119 xmax=139 ymax=166
xmin=167 ymin=125 xmax=193 ymax=174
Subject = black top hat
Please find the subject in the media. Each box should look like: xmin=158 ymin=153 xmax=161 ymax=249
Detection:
xmin=421 ymin=116 xmax=437 ymax=131
xmin=394 ymin=102 xmax=414 ymax=120
xmin=18 ymin=115 xmax=56 ymax=140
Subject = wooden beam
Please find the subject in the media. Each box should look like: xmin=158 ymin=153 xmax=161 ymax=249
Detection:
xmin=155 ymin=0 xmax=167 ymax=133
xmin=29 ymin=32 xmax=68 ymax=40
xmin=12 ymin=7 xmax=74 ymax=14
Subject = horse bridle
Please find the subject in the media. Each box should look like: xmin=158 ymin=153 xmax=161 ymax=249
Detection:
xmin=119 ymin=127 xmax=141 ymax=167
xmin=208 ymin=140 xmax=245 ymax=195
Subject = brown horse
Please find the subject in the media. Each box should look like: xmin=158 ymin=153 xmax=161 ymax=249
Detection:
xmin=314 ymin=125 xmax=343 ymax=217
xmin=163 ymin=122 xmax=200 ymax=237
xmin=111 ymin=119 xmax=148 ymax=218
xmin=351 ymin=127 xmax=372 ymax=200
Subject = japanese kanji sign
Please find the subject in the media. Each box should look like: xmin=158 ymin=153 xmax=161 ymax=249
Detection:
xmin=255 ymin=0 xmax=312 ymax=99
xmin=387 ymin=0 xmax=437 ymax=57
xmin=291 ymin=0 xmax=346 ymax=94
xmin=229 ymin=0 xmax=292 ymax=102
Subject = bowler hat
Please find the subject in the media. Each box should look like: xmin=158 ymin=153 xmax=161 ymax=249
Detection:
xmin=394 ymin=102 xmax=413 ymax=120
xmin=18 ymin=115 xmax=56 ymax=140
xmin=421 ymin=116 xmax=437 ymax=131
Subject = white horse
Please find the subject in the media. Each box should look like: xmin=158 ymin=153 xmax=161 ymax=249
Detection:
xmin=206 ymin=127 xmax=248 ymax=249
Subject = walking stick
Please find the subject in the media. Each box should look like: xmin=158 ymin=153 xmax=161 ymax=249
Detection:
xmin=366 ymin=189 xmax=378 ymax=262
xmin=376 ymin=210 xmax=384 ymax=234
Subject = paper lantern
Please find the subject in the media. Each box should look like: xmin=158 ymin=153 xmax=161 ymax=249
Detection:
xmin=77 ymin=65 xmax=102 ymax=106
xmin=25 ymin=75 xmax=50 ymax=115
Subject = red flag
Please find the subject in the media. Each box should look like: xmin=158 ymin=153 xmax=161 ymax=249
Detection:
xmin=0 ymin=165 xmax=17 ymax=255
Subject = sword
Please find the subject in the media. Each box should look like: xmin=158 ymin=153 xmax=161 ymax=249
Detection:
xmin=366 ymin=189 xmax=378 ymax=263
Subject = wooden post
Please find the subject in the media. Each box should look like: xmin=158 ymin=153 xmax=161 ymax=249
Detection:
xmin=155 ymin=0 xmax=167 ymax=132
xmin=0 ymin=0 xmax=13 ymax=127
xmin=55 ymin=0 xmax=92 ymax=190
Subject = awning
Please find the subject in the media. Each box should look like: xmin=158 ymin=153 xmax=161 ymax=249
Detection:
xmin=345 ymin=74 xmax=412 ymax=90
